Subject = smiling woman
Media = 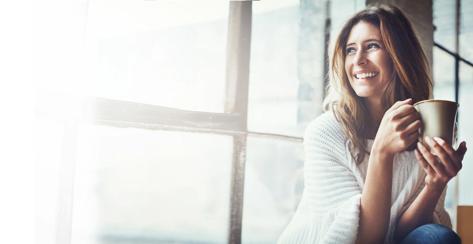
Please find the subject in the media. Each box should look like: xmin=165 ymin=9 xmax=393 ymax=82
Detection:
xmin=278 ymin=4 xmax=465 ymax=244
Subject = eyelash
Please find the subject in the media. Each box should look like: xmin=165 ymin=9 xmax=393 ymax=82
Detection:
xmin=346 ymin=43 xmax=380 ymax=55
xmin=367 ymin=43 xmax=380 ymax=49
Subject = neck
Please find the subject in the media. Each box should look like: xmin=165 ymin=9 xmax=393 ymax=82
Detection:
xmin=364 ymin=97 xmax=385 ymax=138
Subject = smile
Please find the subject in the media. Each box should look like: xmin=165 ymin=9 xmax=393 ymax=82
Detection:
xmin=354 ymin=72 xmax=378 ymax=79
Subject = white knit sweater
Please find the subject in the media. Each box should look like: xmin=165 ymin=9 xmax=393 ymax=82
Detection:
xmin=278 ymin=111 xmax=451 ymax=244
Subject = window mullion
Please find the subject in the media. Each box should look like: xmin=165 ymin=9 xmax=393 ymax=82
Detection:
xmin=225 ymin=1 xmax=252 ymax=244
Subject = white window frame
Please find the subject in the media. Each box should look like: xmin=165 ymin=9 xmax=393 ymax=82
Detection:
xmin=52 ymin=2 xmax=303 ymax=244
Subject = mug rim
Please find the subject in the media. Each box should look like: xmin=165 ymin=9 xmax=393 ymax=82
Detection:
xmin=414 ymin=99 xmax=458 ymax=107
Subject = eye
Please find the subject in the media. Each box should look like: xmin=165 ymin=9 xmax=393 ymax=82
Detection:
xmin=346 ymin=47 xmax=356 ymax=55
xmin=367 ymin=42 xmax=380 ymax=50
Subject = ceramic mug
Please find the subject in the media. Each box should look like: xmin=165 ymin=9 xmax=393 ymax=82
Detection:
xmin=413 ymin=99 xmax=458 ymax=145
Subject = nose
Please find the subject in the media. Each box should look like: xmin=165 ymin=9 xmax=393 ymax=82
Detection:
xmin=353 ymin=50 xmax=367 ymax=65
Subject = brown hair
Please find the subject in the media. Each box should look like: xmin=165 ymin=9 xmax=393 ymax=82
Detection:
xmin=324 ymin=4 xmax=432 ymax=165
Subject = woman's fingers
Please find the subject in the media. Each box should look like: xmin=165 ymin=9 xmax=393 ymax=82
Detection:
xmin=393 ymin=104 xmax=417 ymax=120
xmin=403 ymin=129 xmax=420 ymax=149
xmin=403 ymin=119 xmax=422 ymax=135
xmin=424 ymin=137 xmax=458 ymax=177
xmin=417 ymin=141 xmax=448 ymax=177
xmin=415 ymin=149 xmax=435 ymax=175
xmin=389 ymin=98 xmax=413 ymax=112
xmin=397 ymin=113 xmax=420 ymax=130
xmin=456 ymin=141 xmax=468 ymax=161
xmin=432 ymin=137 xmax=463 ymax=170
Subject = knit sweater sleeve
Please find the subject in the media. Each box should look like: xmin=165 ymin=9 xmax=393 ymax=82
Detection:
xmin=278 ymin=113 xmax=362 ymax=244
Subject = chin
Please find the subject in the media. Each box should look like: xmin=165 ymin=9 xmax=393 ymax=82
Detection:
xmin=353 ymin=89 xmax=374 ymax=98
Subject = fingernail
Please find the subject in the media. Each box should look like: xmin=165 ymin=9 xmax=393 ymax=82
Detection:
xmin=424 ymin=136 xmax=432 ymax=144
xmin=433 ymin=137 xmax=444 ymax=144
xmin=417 ymin=142 xmax=424 ymax=149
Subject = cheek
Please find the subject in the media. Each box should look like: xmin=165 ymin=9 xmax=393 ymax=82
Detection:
xmin=378 ymin=54 xmax=393 ymax=76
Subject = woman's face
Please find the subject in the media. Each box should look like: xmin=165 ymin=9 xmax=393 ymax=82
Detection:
xmin=344 ymin=21 xmax=393 ymax=100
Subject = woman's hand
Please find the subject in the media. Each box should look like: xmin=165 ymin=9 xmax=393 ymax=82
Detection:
xmin=415 ymin=137 xmax=467 ymax=192
xmin=373 ymin=98 xmax=422 ymax=156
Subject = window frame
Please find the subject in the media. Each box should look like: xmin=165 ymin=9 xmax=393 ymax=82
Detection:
xmin=53 ymin=2 xmax=303 ymax=244
xmin=51 ymin=0 xmax=473 ymax=243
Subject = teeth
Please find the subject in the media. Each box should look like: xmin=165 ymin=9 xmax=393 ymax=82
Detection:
xmin=355 ymin=72 xmax=377 ymax=79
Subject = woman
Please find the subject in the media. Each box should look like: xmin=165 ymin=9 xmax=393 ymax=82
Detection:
xmin=278 ymin=4 xmax=467 ymax=244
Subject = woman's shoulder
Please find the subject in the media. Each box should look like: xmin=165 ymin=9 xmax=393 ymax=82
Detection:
xmin=304 ymin=111 xmax=345 ymax=140
xmin=304 ymin=111 xmax=348 ymax=151
xmin=304 ymin=111 xmax=352 ymax=168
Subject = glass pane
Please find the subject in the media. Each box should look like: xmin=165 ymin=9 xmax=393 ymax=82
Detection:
xmin=35 ymin=118 xmax=68 ymax=244
xmin=433 ymin=46 xmax=455 ymax=100
xmin=70 ymin=126 xmax=232 ymax=244
xmin=248 ymin=0 xmax=307 ymax=137
xmin=242 ymin=136 xmax=303 ymax=243
xmin=83 ymin=0 xmax=228 ymax=112
xmin=458 ymin=62 xmax=473 ymax=204
xmin=330 ymin=0 xmax=365 ymax=37
xmin=434 ymin=0 xmax=456 ymax=51
xmin=432 ymin=47 xmax=457 ymax=217
xmin=248 ymin=0 xmax=360 ymax=137
xmin=460 ymin=0 xmax=473 ymax=61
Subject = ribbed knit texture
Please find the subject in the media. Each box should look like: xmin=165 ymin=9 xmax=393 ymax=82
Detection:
xmin=278 ymin=112 xmax=451 ymax=244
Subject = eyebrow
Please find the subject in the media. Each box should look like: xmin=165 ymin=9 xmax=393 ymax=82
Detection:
xmin=346 ymin=38 xmax=382 ymax=47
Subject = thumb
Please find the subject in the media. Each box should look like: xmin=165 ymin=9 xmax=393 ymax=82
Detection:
xmin=457 ymin=141 xmax=467 ymax=160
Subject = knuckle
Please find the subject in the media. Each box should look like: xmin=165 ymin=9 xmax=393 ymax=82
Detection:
xmin=399 ymin=140 xmax=406 ymax=148
xmin=432 ymin=143 xmax=442 ymax=151
xmin=394 ymin=124 xmax=402 ymax=132
xmin=427 ymin=155 xmax=436 ymax=162
xmin=403 ymin=141 xmax=411 ymax=148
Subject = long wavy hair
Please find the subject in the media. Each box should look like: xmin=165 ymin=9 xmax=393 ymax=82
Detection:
xmin=324 ymin=4 xmax=432 ymax=165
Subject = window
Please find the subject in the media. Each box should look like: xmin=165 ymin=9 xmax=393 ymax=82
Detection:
xmin=38 ymin=1 xmax=468 ymax=244
xmin=433 ymin=0 xmax=473 ymax=221
xmin=84 ymin=0 xmax=230 ymax=112
xmin=243 ymin=0 xmax=361 ymax=242
xmin=70 ymin=126 xmax=233 ymax=243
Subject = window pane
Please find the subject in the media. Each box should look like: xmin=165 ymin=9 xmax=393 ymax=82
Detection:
xmin=242 ymin=137 xmax=303 ymax=243
xmin=433 ymin=46 xmax=455 ymax=100
xmin=458 ymin=62 xmax=473 ymax=204
xmin=432 ymin=49 xmax=457 ymax=216
xmin=83 ymin=0 xmax=228 ymax=112
xmin=248 ymin=0 xmax=360 ymax=137
xmin=70 ymin=126 xmax=232 ymax=243
xmin=460 ymin=0 xmax=473 ymax=61
xmin=434 ymin=0 xmax=456 ymax=51
xmin=330 ymin=0 xmax=366 ymax=36
xmin=248 ymin=0 xmax=323 ymax=135
xmin=35 ymin=119 xmax=68 ymax=244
